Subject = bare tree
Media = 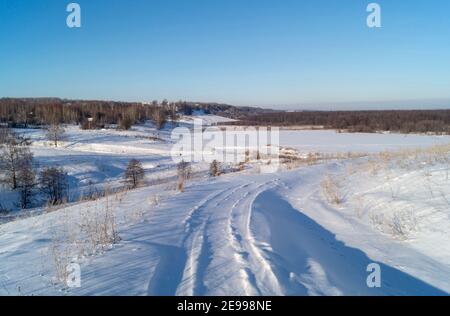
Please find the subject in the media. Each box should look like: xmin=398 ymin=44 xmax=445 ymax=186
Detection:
xmin=119 ymin=116 xmax=133 ymax=130
xmin=124 ymin=159 xmax=145 ymax=189
xmin=0 ymin=131 xmax=33 ymax=190
xmin=152 ymin=108 xmax=167 ymax=130
xmin=46 ymin=124 xmax=66 ymax=148
xmin=169 ymin=103 xmax=179 ymax=125
xmin=0 ymin=126 xmax=10 ymax=144
xmin=17 ymin=158 xmax=36 ymax=209
xmin=39 ymin=167 xmax=69 ymax=205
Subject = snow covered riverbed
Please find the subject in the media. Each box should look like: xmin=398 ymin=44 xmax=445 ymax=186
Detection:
xmin=279 ymin=130 xmax=450 ymax=153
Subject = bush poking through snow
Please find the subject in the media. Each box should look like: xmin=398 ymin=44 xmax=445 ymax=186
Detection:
xmin=369 ymin=209 xmax=419 ymax=240
xmin=50 ymin=189 xmax=120 ymax=287
xmin=321 ymin=175 xmax=343 ymax=205
xmin=50 ymin=233 xmax=73 ymax=287
xmin=389 ymin=209 xmax=419 ymax=239
xmin=124 ymin=159 xmax=145 ymax=189
xmin=176 ymin=160 xmax=192 ymax=192
xmin=80 ymin=187 xmax=119 ymax=252
xmin=210 ymin=160 xmax=222 ymax=177
xmin=150 ymin=195 xmax=160 ymax=206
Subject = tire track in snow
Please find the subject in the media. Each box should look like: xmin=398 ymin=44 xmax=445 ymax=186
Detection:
xmin=178 ymin=179 xmax=281 ymax=296
xmin=196 ymin=179 xmax=284 ymax=296
xmin=152 ymin=177 xmax=286 ymax=296
xmin=230 ymin=179 xmax=285 ymax=296
xmin=176 ymin=183 xmax=253 ymax=296
xmin=184 ymin=179 xmax=285 ymax=296
xmin=145 ymin=184 xmax=246 ymax=296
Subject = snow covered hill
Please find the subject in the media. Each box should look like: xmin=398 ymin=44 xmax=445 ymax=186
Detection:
xmin=1 ymin=123 xmax=450 ymax=296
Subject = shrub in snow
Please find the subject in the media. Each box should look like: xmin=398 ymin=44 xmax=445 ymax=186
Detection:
xmin=389 ymin=209 xmax=418 ymax=239
xmin=321 ymin=175 xmax=343 ymax=205
xmin=177 ymin=160 xmax=192 ymax=192
xmin=124 ymin=159 xmax=145 ymax=189
xmin=80 ymin=188 xmax=119 ymax=252
xmin=209 ymin=160 xmax=222 ymax=177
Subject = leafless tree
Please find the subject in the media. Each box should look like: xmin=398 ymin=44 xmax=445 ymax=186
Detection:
xmin=0 ymin=126 xmax=10 ymax=144
xmin=46 ymin=124 xmax=66 ymax=147
xmin=17 ymin=158 xmax=36 ymax=209
xmin=119 ymin=116 xmax=133 ymax=130
xmin=39 ymin=167 xmax=69 ymax=205
xmin=0 ymin=131 xmax=33 ymax=190
xmin=169 ymin=103 xmax=179 ymax=124
xmin=152 ymin=108 xmax=167 ymax=130
xmin=124 ymin=159 xmax=145 ymax=189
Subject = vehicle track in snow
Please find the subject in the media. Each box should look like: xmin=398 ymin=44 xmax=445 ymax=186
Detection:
xmin=175 ymin=179 xmax=282 ymax=296
xmin=227 ymin=180 xmax=284 ymax=295
xmin=176 ymin=182 xmax=253 ymax=295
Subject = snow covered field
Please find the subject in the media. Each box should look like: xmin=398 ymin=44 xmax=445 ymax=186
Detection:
xmin=279 ymin=130 xmax=450 ymax=153
xmin=1 ymin=117 xmax=450 ymax=296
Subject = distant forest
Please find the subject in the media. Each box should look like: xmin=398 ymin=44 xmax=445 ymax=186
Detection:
xmin=1 ymin=98 xmax=450 ymax=134
xmin=224 ymin=110 xmax=450 ymax=134
xmin=0 ymin=98 xmax=156 ymax=128
xmin=0 ymin=98 xmax=233 ymax=129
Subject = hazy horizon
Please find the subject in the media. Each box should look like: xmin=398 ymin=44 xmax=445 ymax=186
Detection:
xmin=2 ymin=95 xmax=450 ymax=112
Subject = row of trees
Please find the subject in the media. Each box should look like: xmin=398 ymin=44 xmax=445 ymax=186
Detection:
xmin=1 ymin=132 xmax=225 ymax=211
xmin=222 ymin=110 xmax=450 ymax=134
xmin=0 ymin=98 xmax=229 ymax=131
xmin=123 ymin=158 xmax=222 ymax=193
xmin=0 ymin=128 xmax=69 ymax=209
xmin=9 ymin=98 xmax=447 ymax=134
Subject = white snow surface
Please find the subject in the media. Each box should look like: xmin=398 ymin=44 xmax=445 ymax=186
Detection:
xmin=1 ymin=121 xmax=450 ymax=296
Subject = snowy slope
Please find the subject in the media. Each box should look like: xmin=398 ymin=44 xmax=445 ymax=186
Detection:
xmin=1 ymin=125 xmax=450 ymax=296
xmin=1 ymin=158 xmax=450 ymax=295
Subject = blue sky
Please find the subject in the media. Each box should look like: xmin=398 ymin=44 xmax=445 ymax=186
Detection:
xmin=1 ymin=0 xmax=450 ymax=109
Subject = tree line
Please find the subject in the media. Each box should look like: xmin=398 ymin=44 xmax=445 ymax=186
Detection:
xmin=0 ymin=99 xmax=190 ymax=131
xmin=0 ymin=98 xmax=247 ymax=131
xmin=223 ymin=110 xmax=450 ymax=134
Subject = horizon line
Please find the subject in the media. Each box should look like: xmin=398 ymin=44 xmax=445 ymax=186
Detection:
xmin=2 ymin=96 xmax=450 ymax=112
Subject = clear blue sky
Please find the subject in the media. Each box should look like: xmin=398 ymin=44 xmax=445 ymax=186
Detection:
xmin=1 ymin=0 xmax=450 ymax=109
